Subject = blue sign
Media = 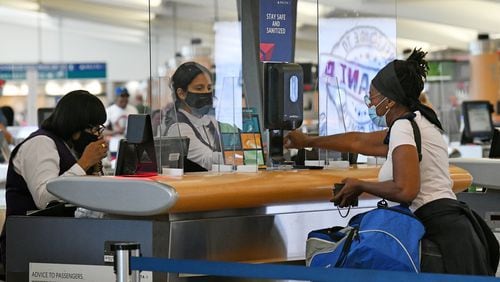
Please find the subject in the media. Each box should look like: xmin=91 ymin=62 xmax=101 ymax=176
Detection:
xmin=259 ymin=0 xmax=295 ymax=62
xmin=0 ymin=63 xmax=106 ymax=80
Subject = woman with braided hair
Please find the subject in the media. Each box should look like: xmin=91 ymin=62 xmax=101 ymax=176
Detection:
xmin=284 ymin=49 xmax=498 ymax=275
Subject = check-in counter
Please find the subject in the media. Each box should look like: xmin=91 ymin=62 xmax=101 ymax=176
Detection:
xmin=449 ymin=158 xmax=500 ymax=231
xmin=153 ymin=164 xmax=471 ymax=212
xmin=6 ymin=165 xmax=472 ymax=282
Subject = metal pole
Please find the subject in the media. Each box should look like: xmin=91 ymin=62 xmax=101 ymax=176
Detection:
xmin=111 ymin=242 xmax=141 ymax=282
xmin=115 ymin=248 xmax=129 ymax=282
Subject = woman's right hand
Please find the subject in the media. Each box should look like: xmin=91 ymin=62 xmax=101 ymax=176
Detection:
xmin=77 ymin=139 xmax=108 ymax=171
xmin=283 ymin=130 xmax=310 ymax=149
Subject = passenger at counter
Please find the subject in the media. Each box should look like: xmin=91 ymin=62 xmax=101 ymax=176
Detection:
xmin=0 ymin=90 xmax=108 ymax=265
xmin=284 ymin=49 xmax=499 ymax=275
xmin=104 ymin=87 xmax=138 ymax=135
xmin=166 ymin=62 xmax=223 ymax=171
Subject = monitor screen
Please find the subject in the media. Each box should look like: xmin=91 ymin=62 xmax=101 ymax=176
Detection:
xmin=462 ymin=101 xmax=493 ymax=142
xmin=115 ymin=114 xmax=158 ymax=176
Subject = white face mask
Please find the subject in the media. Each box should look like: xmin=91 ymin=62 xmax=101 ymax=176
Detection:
xmin=367 ymin=97 xmax=389 ymax=127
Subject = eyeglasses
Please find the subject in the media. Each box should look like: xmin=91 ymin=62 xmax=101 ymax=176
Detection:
xmin=87 ymin=124 xmax=105 ymax=135
xmin=364 ymin=93 xmax=383 ymax=107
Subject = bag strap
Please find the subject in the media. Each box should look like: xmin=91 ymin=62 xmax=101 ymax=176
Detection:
xmin=334 ymin=228 xmax=357 ymax=267
xmin=384 ymin=112 xmax=422 ymax=162
xmin=409 ymin=119 xmax=422 ymax=162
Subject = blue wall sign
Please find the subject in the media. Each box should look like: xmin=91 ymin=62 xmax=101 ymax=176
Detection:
xmin=259 ymin=0 xmax=296 ymax=63
xmin=0 ymin=63 xmax=107 ymax=80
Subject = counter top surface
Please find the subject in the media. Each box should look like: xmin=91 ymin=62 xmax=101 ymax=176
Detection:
xmin=153 ymin=165 xmax=472 ymax=213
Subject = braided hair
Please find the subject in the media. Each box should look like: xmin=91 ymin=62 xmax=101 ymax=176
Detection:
xmin=394 ymin=48 xmax=429 ymax=102
xmin=372 ymin=48 xmax=443 ymax=130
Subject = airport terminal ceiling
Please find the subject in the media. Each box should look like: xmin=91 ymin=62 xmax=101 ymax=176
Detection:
xmin=0 ymin=0 xmax=499 ymax=128
xmin=1 ymin=0 xmax=500 ymax=57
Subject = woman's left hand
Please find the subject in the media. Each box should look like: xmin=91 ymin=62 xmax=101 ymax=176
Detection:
xmin=332 ymin=178 xmax=363 ymax=208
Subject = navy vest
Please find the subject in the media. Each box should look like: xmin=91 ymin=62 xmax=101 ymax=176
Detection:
xmin=1 ymin=129 xmax=77 ymax=264
xmin=5 ymin=129 xmax=76 ymax=216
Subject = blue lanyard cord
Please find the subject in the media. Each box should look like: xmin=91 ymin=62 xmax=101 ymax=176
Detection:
xmin=129 ymin=257 xmax=500 ymax=282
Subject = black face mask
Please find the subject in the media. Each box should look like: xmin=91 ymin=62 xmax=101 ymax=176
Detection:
xmin=184 ymin=92 xmax=213 ymax=116
xmin=73 ymin=131 xmax=98 ymax=155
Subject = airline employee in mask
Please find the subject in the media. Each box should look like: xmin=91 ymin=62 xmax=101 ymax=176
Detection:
xmin=166 ymin=62 xmax=223 ymax=171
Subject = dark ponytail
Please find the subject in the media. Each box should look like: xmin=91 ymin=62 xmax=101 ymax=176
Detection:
xmin=396 ymin=48 xmax=443 ymax=131
xmin=406 ymin=48 xmax=429 ymax=80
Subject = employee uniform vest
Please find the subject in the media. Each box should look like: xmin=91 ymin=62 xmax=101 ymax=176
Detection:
xmin=0 ymin=129 xmax=77 ymax=264
xmin=176 ymin=111 xmax=221 ymax=152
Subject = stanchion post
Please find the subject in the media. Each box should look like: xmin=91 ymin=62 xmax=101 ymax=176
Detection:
xmin=111 ymin=242 xmax=141 ymax=282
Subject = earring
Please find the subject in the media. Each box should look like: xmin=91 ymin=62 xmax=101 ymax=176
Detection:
xmin=385 ymin=106 xmax=389 ymax=109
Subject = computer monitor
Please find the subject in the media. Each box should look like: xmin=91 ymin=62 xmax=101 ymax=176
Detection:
xmin=115 ymin=114 xmax=158 ymax=176
xmin=461 ymin=101 xmax=494 ymax=143
xmin=37 ymin=107 xmax=54 ymax=127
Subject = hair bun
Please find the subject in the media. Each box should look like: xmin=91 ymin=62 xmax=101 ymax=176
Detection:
xmin=406 ymin=48 xmax=429 ymax=80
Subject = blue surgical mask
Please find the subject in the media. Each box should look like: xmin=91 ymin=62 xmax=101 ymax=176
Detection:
xmin=367 ymin=97 xmax=389 ymax=127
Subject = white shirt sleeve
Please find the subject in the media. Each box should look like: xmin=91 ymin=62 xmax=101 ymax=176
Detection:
xmin=13 ymin=135 xmax=86 ymax=209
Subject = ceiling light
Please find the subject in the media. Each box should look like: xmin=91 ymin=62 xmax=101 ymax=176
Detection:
xmin=0 ymin=0 xmax=40 ymax=11
xmin=60 ymin=81 xmax=83 ymax=96
xmin=85 ymin=80 xmax=103 ymax=95
xmin=19 ymin=83 xmax=29 ymax=96
xmin=2 ymin=83 xmax=22 ymax=96
xmin=126 ymin=81 xmax=140 ymax=95
xmin=45 ymin=81 xmax=63 ymax=96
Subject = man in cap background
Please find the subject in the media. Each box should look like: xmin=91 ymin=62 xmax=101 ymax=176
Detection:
xmin=104 ymin=86 xmax=138 ymax=136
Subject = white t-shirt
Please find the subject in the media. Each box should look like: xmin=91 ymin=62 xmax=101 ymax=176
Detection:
xmin=166 ymin=109 xmax=223 ymax=170
xmin=378 ymin=111 xmax=456 ymax=211
xmin=104 ymin=104 xmax=138 ymax=133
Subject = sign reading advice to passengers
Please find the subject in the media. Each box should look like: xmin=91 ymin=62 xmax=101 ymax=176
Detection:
xmin=318 ymin=18 xmax=396 ymax=136
xmin=259 ymin=0 xmax=296 ymax=62
xmin=29 ymin=262 xmax=152 ymax=282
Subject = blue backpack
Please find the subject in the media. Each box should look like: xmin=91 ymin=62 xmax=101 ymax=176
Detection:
xmin=306 ymin=202 xmax=425 ymax=272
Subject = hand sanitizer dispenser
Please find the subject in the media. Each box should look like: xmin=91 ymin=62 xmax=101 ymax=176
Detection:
xmin=263 ymin=62 xmax=304 ymax=130
xmin=263 ymin=62 xmax=304 ymax=164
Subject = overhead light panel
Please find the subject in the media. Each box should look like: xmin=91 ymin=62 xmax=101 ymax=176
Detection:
xmin=0 ymin=0 xmax=40 ymax=11
xmin=85 ymin=0 xmax=162 ymax=8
